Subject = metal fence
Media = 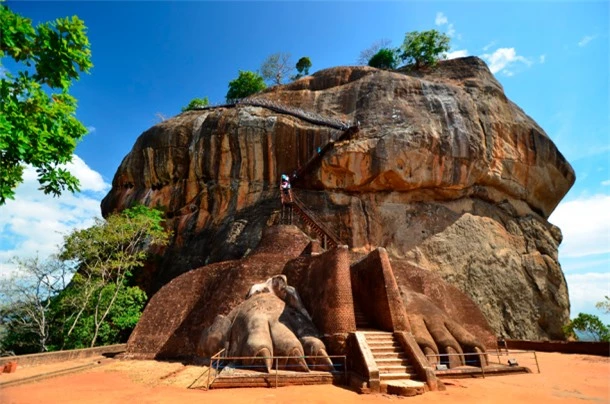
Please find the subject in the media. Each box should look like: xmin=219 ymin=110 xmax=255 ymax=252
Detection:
xmin=189 ymin=349 xmax=347 ymax=390
xmin=424 ymin=349 xmax=540 ymax=378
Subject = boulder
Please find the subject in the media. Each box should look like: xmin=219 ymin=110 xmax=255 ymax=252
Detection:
xmin=102 ymin=57 xmax=574 ymax=339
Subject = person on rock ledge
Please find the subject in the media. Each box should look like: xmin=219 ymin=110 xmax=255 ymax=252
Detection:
xmin=280 ymin=174 xmax=293 ymax=204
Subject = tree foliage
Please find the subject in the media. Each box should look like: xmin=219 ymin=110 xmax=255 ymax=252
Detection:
xmin=563 ymin=313 xmax=610 ymax=342
xmin=181 ymin=97 xmax=209 ymax=112
xmin=59 ymin=205 xmax=169 ymax=347
xmin=0 ymin=256 xmax=69 ymax=353
xmin=293 ymin=56 xmax=312 ymax=80
xmin=0 ymin=206 xmax=169 ymax=353
xmin=260 ymin=52 xmax=292 ymax=85
xmin=357 ymin=38 xmax=392 ymax=65
xmin=0 ymin=3 xmax=93 ymax=205
xmin=226 ymin=70 xmax=266 ymax=103
xmin=400 ymin=29 xmax=450 ymax=68
xmin=368 ymin=48 xmax=399 ymax=70
xmin=595 ymin=296 xmax=610 ymax=314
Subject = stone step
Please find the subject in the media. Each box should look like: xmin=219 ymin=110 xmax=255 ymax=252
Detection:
xmin=375 ymin=358 xmax=411 ymax=366
xmin=363 ymin=335 xmax=394 ymax=342
xmin=366 ymin=341 xmax=401 ymax=347
xmin=378 ymin=365 xmax=414 ymax=374
xmin=371 ymin=352 xmax=408 ymax=360
xmin=361 ymin=331 xmax=392 ymax=336
xmin=382 ymin=380 xmax=426 ymax=397
xmin=379 ymin=372 xmax=413 ymax=381
xmin=369 ymin=346 xmax=404 ymax=354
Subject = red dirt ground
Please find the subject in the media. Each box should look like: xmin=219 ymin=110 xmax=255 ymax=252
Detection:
xmin=1 ymin=351 xmax=608 ymax=403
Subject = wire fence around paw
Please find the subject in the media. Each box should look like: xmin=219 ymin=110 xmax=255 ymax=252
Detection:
xmin=424 ymin=349 xmax=540 ymax=378
xmin=189 ymin=350 xmax=348 ymax=390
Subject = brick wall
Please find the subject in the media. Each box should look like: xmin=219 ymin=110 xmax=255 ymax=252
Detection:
xmin=284 ymin=246 xmax=356 ymax=336
xmin=350 ymin=248 xmax=410 ymax=332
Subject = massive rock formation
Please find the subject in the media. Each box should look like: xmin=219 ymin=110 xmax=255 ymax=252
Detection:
xmin=102 ymin=57 xmax=575 ymax=340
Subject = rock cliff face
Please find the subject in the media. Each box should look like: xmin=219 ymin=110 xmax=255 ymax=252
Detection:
xmin=102 ymin=57 xmax=575 ymax=340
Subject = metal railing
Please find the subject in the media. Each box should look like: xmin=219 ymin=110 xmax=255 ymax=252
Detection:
xmin=190 ymin=350 xmax=347 ymax=390
xmin=490 ymin=348 xmax=540 ymax=373
xmin=291 ymin=193 xmax=342 ymax=248
xmin=425 ymin=349 xmax=540 ymax=378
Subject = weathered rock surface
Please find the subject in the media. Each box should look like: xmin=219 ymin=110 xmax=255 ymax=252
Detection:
xmin=102 ymin=57 xmax=574 ymax=340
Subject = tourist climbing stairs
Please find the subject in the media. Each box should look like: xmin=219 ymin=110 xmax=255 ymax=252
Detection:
xmin=272 ymin=101 xmax=359 ymax=249
xmin=362 ymin=331 xmax=416 ymax=383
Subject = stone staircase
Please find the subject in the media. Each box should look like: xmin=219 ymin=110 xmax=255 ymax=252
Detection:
xmin=362 ymin=331 xmax=416 ymax=383
xmin=361 ymin=331 xmax=426 ymax=396
xmin=353 ymin=302 xmax=372 ymax=329
xmin=290 ymin=194 xmax=341 ymax=249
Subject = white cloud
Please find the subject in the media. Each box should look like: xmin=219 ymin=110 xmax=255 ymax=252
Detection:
xmin=539 ymin=54 xmax=546 ymax=64
xmin=446 ymin=24 xmax=456 ymax=37
xmin=434 ymin=12 xmax=456 ymax=37
xmin=601 ymin=180 xmax=610 ymax=186
xmin=86 ymin=126 xmax=96 ymax=134
xmin=64 ymin=155 xmax=110 ymax=193
xmin=549 ymin=194 xmax=610 ymax=258
xmin=481 ymin=47 xmax=532 ymax=75
xmin=578 ymin=35 xmax=597 ymax=47
xmin=435 ymin=12 xmax=448 ymax=26
xmin=445 ymin=49 xmax=469 ymax=59
xmin=0 ymin=155 xmax=110 ymax=276
xmin=482 ymin=41 xmax=496 ymax=52
xmin=566 ymin=272 xmax=610 ymax=321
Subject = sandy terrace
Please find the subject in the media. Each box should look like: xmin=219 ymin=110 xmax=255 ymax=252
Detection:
xmin=1 ymin=351 xmax=608 ymax=403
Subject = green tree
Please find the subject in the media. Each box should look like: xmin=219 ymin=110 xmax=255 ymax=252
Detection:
xmin=226 ymin=70 xmax=266 ymax=103
xmin=58 ymin=205 xmax=169 ymax=347
xmin=368 ymin=48 xmax=399 ymax=70
xmin=181 ymin=97 xmax=209 ymax=112
xmin=57 ymin=284 xmax=147 ymax=348
xmin=595 ymin=296 xmax=610 ymax=314
xmin=357 ymin=38 xmax=392 ymax=65
xmin=260 ymin=52 xmax=292 ymax=85
xmin=0 ymin=3 xmax=93 ymax=205
xmin=563 ymin=313 xmax=610 ymax=342
xmin=293 ymin=56 xmax=312 ymax=80
xmin=0 ymin=256 xmax=69 ymax=353
xmin=400 ymin=29 xmax=450 ymax=69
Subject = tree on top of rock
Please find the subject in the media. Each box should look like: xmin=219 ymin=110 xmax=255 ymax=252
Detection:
xmin=293 ymin=56 xmax=312 ymax=80
xmin=400 ymin=29 xmax=450 ymax=69
xmin=357 ymin=38 xmax=392 ymax=65
xmin=181 ymin=97 xmax=209 ymax=112
xmin=368 ymin=48 xmax=399 ymax=70
xmin=226 ymin=70 xmax=267 ymax=103
xmin=0 ymin=3 xmax=93 ymax=205
xmin=260 ymin=52 xmax=292 ymax=85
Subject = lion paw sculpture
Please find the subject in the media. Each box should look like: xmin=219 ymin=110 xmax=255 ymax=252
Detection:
xmin=197 ymin=275 xmax=334 ymax=373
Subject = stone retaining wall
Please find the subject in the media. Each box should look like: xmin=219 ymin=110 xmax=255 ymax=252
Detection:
xmin=504 ymin=339 xmax=609 ymax=356
xmin=0 ymin=344 xmax=126 ymax=367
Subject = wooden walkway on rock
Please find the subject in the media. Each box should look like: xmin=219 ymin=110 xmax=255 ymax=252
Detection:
xmin=189 ymin=97 xmax=354 ymax=130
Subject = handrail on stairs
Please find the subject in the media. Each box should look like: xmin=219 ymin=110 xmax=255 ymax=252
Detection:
xmin=290 ymin=192 xmax=341 ymax=249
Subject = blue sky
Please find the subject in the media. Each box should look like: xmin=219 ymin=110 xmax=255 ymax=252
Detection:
xmin=1 ymin=1 xmax=608 ymax=325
